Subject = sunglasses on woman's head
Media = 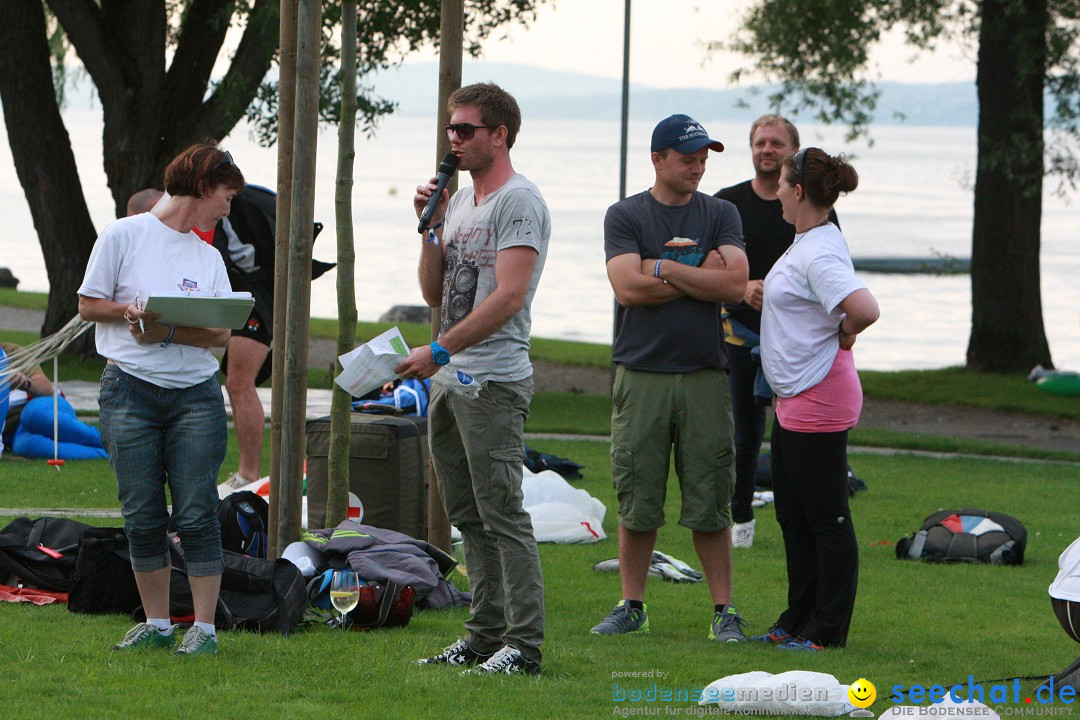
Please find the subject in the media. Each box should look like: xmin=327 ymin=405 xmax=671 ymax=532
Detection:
xmin=793 ymin=148 xmax=807 ymax=185
xmin=212 ymin=150 xmax=234 ymax=172
xmin=444 ymin=123 xmax=494 ymax=140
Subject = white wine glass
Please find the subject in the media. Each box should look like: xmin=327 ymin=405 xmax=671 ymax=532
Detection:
xmin=330 ymin=569 xmax=360 ymax=629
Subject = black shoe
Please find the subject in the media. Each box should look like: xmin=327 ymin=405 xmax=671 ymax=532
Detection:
xmin=461 ymin=644 xmax=541 ymax=676
xmin=417 ymin=638 xmax=494 ymax=667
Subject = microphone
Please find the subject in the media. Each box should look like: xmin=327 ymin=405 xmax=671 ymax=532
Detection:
xmin=418 ymin=152 xmax=460 ymax=233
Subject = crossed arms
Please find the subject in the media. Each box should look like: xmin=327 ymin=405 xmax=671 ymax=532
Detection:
xmin=606 ymin=244 xmax=748 ymax=308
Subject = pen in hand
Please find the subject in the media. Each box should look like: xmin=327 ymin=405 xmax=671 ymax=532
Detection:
xmin=135 ymin=296 xmax=145 ymax=333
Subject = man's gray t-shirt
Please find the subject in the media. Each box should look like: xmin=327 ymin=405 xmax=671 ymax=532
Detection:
xmin=439 ymin=173 xmax=550 ymax=383
xmin=604 ymin=190 xmax=744 ymax=373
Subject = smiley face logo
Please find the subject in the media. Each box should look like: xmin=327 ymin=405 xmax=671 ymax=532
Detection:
xmin=848 ymin=678 xmax=876 ymax=709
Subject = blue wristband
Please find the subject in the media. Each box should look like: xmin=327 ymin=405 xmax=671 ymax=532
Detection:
xmin=430 ymin=341 xmax=450 ymax=366
xmin=654 ymin=259 xmax=663 ymax=278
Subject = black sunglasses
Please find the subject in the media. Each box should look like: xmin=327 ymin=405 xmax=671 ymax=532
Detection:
xmin=211 ymin=150 xmax=234 ymax=172
xmin=792 ymin=148 xmax=807 ymax=184
xmin=445 ymin=123 xmax=494 ymax=140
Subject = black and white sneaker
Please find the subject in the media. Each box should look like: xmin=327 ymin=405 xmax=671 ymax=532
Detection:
xmin=461 ymin=644 xmax=541 ymax=676
xmin=417 ymin=638 xmax=494 ymax=667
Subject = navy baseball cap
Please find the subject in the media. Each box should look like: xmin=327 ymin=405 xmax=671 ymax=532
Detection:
xmin=651 ymin=114 xmax=724 ymax=154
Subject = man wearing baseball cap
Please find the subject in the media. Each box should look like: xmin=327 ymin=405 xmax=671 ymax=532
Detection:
xmin=591 ymin=114 xmax=750 ymax=643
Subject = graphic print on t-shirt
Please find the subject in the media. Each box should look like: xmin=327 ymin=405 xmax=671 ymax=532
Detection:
xmin=440 ymin=232 xmax=496 ymax=335
xmin=661 ymin=237 xmax=706 ymax=267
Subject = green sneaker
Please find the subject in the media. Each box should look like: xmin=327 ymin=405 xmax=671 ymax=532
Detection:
xmin=590 ymin=600 xmax=649 ymax=635
xmin=113 ymin=622 xmax=176 ymax=651
xmin=709 ymin=606 xmax=747 ymax=643
xmin=174 ymin=626 xmax=218 ymax=656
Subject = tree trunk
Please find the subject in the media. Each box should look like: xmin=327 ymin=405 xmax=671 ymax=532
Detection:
xmin=278 ymin=0 xmax=322 ymax=548
xmin=966 ymin=0 xmax=1052 ymax=372
xmin=326 ymin=0 xmax=359 ymax=528
xmin=0 ymin=0 xmax=98 ymax=338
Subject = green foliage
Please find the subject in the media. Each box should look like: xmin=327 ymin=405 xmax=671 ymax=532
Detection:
xmin=722 ymin=0 xmax=1080 ymax=178
xmin=1 ymin=439 xmax=1078 ymax=717
xmin=243 ymin=0 xmax=544 ymax=144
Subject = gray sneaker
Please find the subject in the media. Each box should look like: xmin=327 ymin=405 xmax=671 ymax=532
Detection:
xmin=174 ymin=626 xmax=218 ymax=656
xmin=590 ymin=600 xmax=649 ymax=635
xmin=709 ymin=606 xmax=747 ymax=643
xmin=112 ymin=622 xmax=176 ymax=651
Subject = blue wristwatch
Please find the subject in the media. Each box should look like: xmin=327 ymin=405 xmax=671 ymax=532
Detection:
xmin=430 ymin=341 xmax=451 ymax=366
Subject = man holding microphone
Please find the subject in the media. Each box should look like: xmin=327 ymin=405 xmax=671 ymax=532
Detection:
xmin=395 ymin=82 xmax=550 ymax=676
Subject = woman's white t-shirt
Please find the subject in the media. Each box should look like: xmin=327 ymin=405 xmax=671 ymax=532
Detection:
xmin=761 ymin=223 xmax=865 ymax=398
xmin=78 ymin=213 xmax=231 ymax=389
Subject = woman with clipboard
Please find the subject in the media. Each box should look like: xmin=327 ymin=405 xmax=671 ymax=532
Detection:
xmin=77 ymin=143 xmax=243 ymax=657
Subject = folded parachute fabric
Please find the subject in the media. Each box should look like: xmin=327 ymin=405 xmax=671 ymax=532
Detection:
xmin=592 ymin=550 xmax=703 ymax=583
xmin=521 ymin=468 xmax=607 ymax=543
xmin=449 ymin=468 xmax=606 ymax=543
xmin=699 ymin=670 xmax=854 ymax=716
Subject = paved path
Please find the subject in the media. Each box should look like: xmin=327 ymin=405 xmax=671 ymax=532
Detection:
xmin=60 ymin=380 xmax=334 ymax=420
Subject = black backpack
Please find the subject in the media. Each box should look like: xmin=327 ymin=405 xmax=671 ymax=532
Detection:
xmin=68 ymin=526 xmax=141 ymax=615
xmin=0 ymin=516 xmax=96 ymax=592
xmin=218 ymin=491 xmax=268 ymax=559
xmin=896 ymin=508 xmax=1027 ymax=565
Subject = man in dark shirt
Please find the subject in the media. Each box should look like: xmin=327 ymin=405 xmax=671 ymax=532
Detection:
xmin=591 ymin=114 xmax=749 ymax=643
xmin=715 ymin=115 xmax=835 ymax=550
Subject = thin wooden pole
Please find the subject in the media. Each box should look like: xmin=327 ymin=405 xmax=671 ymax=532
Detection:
xmin=270 ymin=0 xmax=298 ymax=558
xmin=426 ymin=0 xmax=464 ymax=554
xmin=325 ymin=0 xmax=358 ymax=527
xmin=278 ymin=0 xmax=322 ymax=547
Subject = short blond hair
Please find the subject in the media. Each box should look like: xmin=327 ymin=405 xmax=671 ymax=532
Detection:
xmin=749 ymin=114 xmax=799 ymax=149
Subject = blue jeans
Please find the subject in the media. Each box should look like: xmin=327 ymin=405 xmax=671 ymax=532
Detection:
xmin=98 ymin=364 xmax=226 ymax=575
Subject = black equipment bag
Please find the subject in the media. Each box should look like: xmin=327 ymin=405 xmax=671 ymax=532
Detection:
xmin=141 ymin=535 xmax=309 ymax=634
xmin=305 ymin=414 xmax=428 ymax=538
xmin=68 ymin=526 xmax=141 ymax=615
xmin=0 ymin=516 xmax=94 ymax=592
xmin=218 ymin=490 xmax=269 ymax=559
xmin=896 ymin=508 xmax=1027 ymax=565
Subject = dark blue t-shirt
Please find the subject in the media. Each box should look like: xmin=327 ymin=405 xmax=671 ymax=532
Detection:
xmin=604 ymin=190 xmax=744 ymax=372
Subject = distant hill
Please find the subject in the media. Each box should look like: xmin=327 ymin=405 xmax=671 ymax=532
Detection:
xmin=55 ymin=60 xmax=979 ymax=128
xmin=368 ymin=61 xmax=978 ymax=127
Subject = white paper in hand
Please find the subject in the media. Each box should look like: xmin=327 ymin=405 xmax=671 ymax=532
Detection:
xmin=334 ymin=326 xmax=411 ymax=398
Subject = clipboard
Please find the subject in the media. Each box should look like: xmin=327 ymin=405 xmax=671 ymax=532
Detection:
xmin=144 ymin=291 xmax=255 ymax=329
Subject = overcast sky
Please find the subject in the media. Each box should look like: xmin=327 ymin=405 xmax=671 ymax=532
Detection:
xmin=408 ymin=0 xmax=978 ymax=89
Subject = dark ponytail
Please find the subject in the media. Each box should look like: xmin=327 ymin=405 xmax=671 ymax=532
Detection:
xmin=784 ymin=148 xmax=858 ymax=208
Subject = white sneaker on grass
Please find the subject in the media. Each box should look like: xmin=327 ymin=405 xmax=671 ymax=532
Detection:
xmin=732 ymin=519 xmax=756 ymax=549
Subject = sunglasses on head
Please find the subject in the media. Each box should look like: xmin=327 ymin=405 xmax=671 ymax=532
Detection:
xmin=444 ymin=122 xmax=494 ymax=140
xmin=792 ymin=148 xmax=808 ymax=185
xmin=211 ymin=150 xmax=233 ymax=172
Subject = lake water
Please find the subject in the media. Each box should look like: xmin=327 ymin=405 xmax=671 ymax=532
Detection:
xmin=1 ymin=106 xmax=1078 ymax=371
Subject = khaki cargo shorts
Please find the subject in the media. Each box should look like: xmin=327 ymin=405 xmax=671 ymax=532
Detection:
xmin=610 ymin=365 xmax=735 ymax=532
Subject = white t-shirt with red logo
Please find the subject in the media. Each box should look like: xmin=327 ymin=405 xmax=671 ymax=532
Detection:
xmin=78 ymin=213 xmax=231 ymax=389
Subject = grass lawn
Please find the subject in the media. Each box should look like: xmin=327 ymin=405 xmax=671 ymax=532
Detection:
xmin=2 ymin=436 xmax=1078 ymax=718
